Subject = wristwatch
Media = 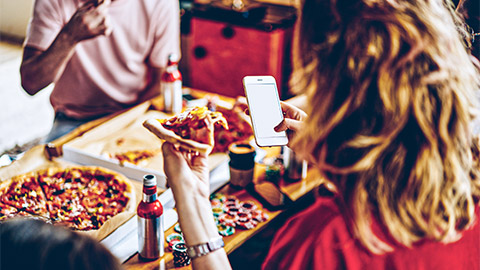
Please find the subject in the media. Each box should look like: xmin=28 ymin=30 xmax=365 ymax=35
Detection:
xmin=187 ymin=237 xmax=225 ymax=259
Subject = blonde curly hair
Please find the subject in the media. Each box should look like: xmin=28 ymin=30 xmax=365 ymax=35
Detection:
xmin=291 ymin=0 xmax=480 ymax=253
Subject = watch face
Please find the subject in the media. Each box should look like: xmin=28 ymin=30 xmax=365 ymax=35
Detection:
xmin=187 ymin=248 xmax=195 ymax=258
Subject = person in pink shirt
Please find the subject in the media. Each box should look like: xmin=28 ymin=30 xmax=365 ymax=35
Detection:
xmin=20 ymin=0 xmax=180 ymax=141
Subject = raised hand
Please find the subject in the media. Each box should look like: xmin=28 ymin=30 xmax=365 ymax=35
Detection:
xmin=63 ymin=0 xmax=113 ymax=43
xmin=162 ymin=142 xmax=210 ymax=200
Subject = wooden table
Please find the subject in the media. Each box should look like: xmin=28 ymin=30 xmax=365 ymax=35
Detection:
xmin=32 ymin=88 xmax=326 ymax=269
xmin=123 ymin=146 xmax=325 ymax=269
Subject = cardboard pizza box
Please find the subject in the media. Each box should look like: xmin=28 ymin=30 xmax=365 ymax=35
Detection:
xmin=61 ymin=100 xmax=229 ymax=189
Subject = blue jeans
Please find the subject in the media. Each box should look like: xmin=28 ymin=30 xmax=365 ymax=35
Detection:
xmin=44 ymin=112 xmax=102 ymax=143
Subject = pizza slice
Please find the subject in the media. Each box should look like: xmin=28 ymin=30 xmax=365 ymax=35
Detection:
xmin=36 ymin=167 xmax=94 ymax=229
xmin=0 ymin=173 xmax=50 ymax=218
xmin=101 ymin=137 xmax=162 ymax=166
xmin=111 ymin=149 xmax=159 ymax=165
xmin=0 ymin=200 xmax=52 ymax=223
xmin=0 ymin=200 xmax=19 ymax=220
xmin=79 ymin=168 xmax=134 ymax=229
xmin=143 ymin=106 xmax=229 ymax=154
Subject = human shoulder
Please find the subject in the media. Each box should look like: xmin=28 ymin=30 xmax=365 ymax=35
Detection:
xmin=139 ymin=0 xmax=178 ymax=15
xmin=263 ymin=197 xmax=357 ymax=270
xmin=33 ymin=0 xmax=78 ymax=11
xmin=289 ymin=196 xmax=347 ymax=233
xmin=32 ymin=0 xmax=78 ymax=23
xmin=275 ymin=196 xmax=355 ymax=251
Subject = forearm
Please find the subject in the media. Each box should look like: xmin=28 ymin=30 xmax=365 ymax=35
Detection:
xmin=20 ymin=0 xmax=111 ymax=95
xmin=173 ymin=193 xmax=232 ymax=270
xmin=20 ymin=30 xmax=77 ymax=95
xmin=162 ymin=143 xmax=231 ymax=269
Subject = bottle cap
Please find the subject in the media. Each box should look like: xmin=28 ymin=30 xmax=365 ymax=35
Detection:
xmin=143 ymin=174 xmax=157 ymax=187
xmin=168 ymin=54 xmax=179 ymax=65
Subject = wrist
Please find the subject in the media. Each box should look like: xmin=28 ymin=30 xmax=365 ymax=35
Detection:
xmin=174 ymin=195 xmax=219 ymax=245
xmin=59 ymin=27 xmax=79 ymax=46
xmin=170 ymin=181 xmax=211 ymax=212
xmin=187 ymin=237 xmax=224 ymax=260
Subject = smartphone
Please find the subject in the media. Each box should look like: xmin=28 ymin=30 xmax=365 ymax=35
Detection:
xmin=243 ymin=76 xmax=288 ymax=147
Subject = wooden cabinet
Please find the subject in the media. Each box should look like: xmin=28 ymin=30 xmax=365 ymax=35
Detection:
xmin=186 ymin=11 xmax=294 ymax=98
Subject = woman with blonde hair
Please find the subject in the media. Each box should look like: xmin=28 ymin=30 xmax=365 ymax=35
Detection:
xmin=162 ymin=0 xmax=480 ymax=269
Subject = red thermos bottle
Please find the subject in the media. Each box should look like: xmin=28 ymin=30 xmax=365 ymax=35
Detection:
xmin=137 ymin=174 xmax=164 ymax=260
xmin=161 ymin=54 xmax=182 ymax=113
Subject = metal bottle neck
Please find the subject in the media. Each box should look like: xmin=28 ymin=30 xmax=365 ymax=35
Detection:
xmin=166 ymin=64 xmax=178 ymax=72
xmin=143 ymin=186 xmax=157 ymax=203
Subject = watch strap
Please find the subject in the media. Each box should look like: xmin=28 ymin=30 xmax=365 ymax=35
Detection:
xmin=187 ymin=237 xmax=225 ymax=259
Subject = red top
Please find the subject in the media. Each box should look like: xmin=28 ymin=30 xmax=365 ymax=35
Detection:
xmin=262 ymin=196 xmax=479 ymax=270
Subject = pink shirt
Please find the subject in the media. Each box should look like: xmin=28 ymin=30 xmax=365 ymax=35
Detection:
xmin=25 ymin=0 xmax=180 ymax=119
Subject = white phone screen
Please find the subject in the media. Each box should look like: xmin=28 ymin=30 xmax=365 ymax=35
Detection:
xmin=246 ymin=83 xmax=285 ymax=139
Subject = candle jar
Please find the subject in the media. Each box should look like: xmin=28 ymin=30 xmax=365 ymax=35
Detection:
xmin=228 ymin=142 xmax=256 ymax=188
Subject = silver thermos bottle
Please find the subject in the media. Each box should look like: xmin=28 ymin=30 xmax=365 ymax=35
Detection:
xmin=137 ymin=174 xmax=164 ymax=260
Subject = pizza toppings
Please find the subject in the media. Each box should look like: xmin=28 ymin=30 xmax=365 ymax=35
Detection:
xmin=212 ymin=103 xmax=253 ymax=153
xmin=144 ymin=106 xmax=228 ymax=154
xmin=159 ymin=106 xmax=228 ymax=144
xmin=110 ymin=150 xmax=158 ymax=165
xmin=0 ymin=201 xmax=19 ymax=220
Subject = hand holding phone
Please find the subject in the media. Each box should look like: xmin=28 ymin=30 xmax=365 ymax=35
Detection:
xmin=243 ymin=76 xmax=288 ymax=147
xmin=274 ymin=101 xmax=308 ymax=142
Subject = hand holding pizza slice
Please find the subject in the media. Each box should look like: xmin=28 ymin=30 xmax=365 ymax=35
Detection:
xmin=143 ymin=106 xmax=229 ymax=154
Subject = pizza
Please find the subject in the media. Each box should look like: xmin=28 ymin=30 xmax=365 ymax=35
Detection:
xmin=143 ymin=106 xmax=229 ymax=154
xmin=109 ymin=150 xmax=159 ymax=166
xmin=0 ymin=166 xmax=135 ymax=231
xmin=212 ymin=102 xmax=253 ymax=153
xmin=101 ymin=137 xmax=162 ymax=166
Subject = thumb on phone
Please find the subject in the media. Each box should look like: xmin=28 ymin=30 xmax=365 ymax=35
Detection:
xmin=274 ymin=118 xmax=303 ymax=133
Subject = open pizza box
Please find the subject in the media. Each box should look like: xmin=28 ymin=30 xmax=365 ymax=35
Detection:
xmin=1 ymin=144 xmax=231 ymax=261
xmin=61 ymin=100 xmax=230 ymax=191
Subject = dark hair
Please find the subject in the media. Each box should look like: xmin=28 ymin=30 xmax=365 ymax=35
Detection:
xmin=456 ymin=0 xmax=480 ymax=58
xmin=0 ymin=218 xmax=123 ymax=270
